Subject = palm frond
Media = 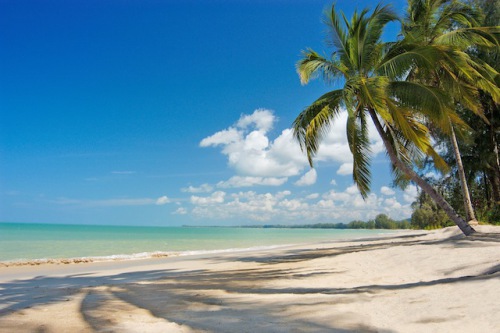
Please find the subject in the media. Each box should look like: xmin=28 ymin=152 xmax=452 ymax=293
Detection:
xmin=378 ymin=44 xmax=444 ymax=79
xmin=361 ymin=4 xmax=399 ymax=71
xmin=359 ymin=76 xmax=394 ymax=126
xmin=323 ymin=5 xmax=352 ymax=69
xmin=389 ymin=81 xmax=453 ymax=131
xmin=434 ymin=26 xmax=500 ymax=48
xmin=296 ymin=49 xmax=344 ymax=85
xmin=347 ymin=112 xmax=372 ymax=198
xmin=431 ymin=0 xmax=482 ymax=36
xmin=292 ymin=90 xmax=344 ymax=166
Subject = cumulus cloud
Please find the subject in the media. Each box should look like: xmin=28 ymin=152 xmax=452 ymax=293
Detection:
xmin=383 ymin=197 xmax=402 ymax=210
xmin=200 ymin=109 xmax=308 ymax=178
xmin=191 ymin=190 xmax=290 ymax=221
xmin=403 ymin=185 xmax=419 ymax=203
xmin=236 ymin=109 xmax=275 ymax=132
xmin=424 ymin=171 xmax=440 ymax=180
xmin=182 ymin=184 xmax=214 ymax=193
xmin=186 ymin=183 xmax=413 ymax=223
xmin=174 ymin=207 xmax=188 ymax=215
xmin=306 ymin=193 xmax=320 ymax=199
xmin=295 ymin=169 xmax=317 ymax=186
xmin=156 ymin=196 xmax=171 ymax=205
xmin=190 ymin=191 xmax=226 ymax=205
xmin=314 ymin=112 xmax=385 ymax=162
xmin=217 ymin=176 xmax=287 ymax=188
xmin=380 ymin=186 xmax=395 ymax=196
xmin=200 ymin=109 xmax=386 ymax=184
xmin=191 ymin=108 xmax=415 ymax=223
xmin=337 ymin=163 xmax=353 ymax=175
xmin=199 ymin=128 xmax=241 ymax=147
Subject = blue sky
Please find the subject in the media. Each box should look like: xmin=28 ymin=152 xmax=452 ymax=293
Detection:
xmin=0 ymin=0 xmax=418 ymax=226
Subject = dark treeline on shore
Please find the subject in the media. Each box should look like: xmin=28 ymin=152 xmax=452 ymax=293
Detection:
xmin=243 ymin=214 xmax=411 ymax=230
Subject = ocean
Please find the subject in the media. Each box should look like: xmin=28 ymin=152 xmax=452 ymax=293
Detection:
xmin=0 ymin=222 xmax=396 ymax=263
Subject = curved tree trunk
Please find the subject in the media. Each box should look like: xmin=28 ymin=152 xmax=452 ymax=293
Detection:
xmin=489 ymin=119 xmax=500 ymax=204
xmin=450 ymin=125 xmax=476 ymax=222
xmin=367 ymin=108 xmax=476 ymax=236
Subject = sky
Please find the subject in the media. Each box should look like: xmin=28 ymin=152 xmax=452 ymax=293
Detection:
xmin=0 ymin=0 xmax=418 ymax=226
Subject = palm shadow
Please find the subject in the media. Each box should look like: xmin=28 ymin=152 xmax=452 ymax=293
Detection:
xmin=1 ymin=232 xmax=499 ymax=332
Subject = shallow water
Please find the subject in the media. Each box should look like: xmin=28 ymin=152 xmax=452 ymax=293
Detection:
xmin=0 ymin=222 xmax=395 ymax=262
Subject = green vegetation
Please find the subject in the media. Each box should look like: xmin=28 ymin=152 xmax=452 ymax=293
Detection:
xmin=410 ymin=0 xmax=500 ymax=228
xmin=293 ymin=0 xmax=500 ymax=235
xmin=244 ymin=214 xmax=411 ymax=230
xmin=402 ymin=0 xmax=500 ymax=222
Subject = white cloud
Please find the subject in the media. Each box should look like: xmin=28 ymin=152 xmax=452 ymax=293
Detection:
xmin=380 ymin=186 xmax=395 ymax=196
xmin=217 ymin=176 xmax=288 ymax=188
xmin=384 ymin=197 xmax=402 ymax=210
xmin=345 ymin=184 xmax=359 ymax=195
xmin=314 ymin=112 xmax=385 ymax=163
xmin=200 ymin=110 xmax=309 ymax=178
xmin=156 ymin=196 xmax=171 ymax=205
xmin=190 ymin=109 xmax=418 ymax=224
xmin=182 ymin=184 xmax=214 ymax=193
xmin=190 ymin=191 xmax=226 ymax=205
xmin=278 ymin=199 xmax=308 ymax=211
xmin=200 ymin=109 xmax=386 ymax=183
xmin=185 ymin=183 xmax=414 ymax=223
xmin=236 ymin=108 xmax=275 ymax=132
xmin=174 ymin=207 xmax=187 ymax=215
xmin=323 ymin=189 xmax=352 ymax=202
xmin=337 ymin=163 xmax=353 ymax=175
xmin=199 ymin=128 xmax=241 ymax=147
xmin=294 ymin=169 xmax=317 ymax=186
xmin=191 ymin=191 xmax=288 ymax=221
xmin=424 ymin=171 xmax=440 ymax=180
xmin=403 ymin=185 xmax=419 ymax=203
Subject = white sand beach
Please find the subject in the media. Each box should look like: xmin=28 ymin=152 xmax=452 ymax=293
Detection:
xmin=1 ymin=225 xmax=499 ymax=333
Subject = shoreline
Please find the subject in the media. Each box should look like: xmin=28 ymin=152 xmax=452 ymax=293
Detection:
xmin=0 ymin=227 xmax=408 ymax=268
xmin=1 ymin=226 xmax=499 ymax=332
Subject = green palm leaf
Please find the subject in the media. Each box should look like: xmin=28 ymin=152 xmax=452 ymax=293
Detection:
xmin=347 ymin=112 xmax=372 ymax=198
xmin=292 ymin=90 xmax=344 ymax=166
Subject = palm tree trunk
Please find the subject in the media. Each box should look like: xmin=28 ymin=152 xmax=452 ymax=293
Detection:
xmin=449 ymin=125 xmax=476 ymax=222
xmin=489 ymin=121 xmax=500 ymax=204
xmin=487 ymin=169 xmax=500 ymax=203
xmin=367 ymin=108 xmax=475 ymax=236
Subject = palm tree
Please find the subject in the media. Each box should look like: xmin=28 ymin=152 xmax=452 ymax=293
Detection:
xmin=293 ymin=4 xmax=476 ymax=235
xmin=402 ymin=0 xmax=500 ymax=223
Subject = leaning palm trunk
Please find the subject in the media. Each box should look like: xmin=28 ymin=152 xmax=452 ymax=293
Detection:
xmin=489 ymin=120 xmax=500 ymax=203
xmin=450 ymin=125 xmax=477 ymax=222
xmin=368 ymin=108 xmax=476 ymax=236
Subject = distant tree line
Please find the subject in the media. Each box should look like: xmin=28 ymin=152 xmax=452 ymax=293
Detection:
xmin=248 ymin=214 xmax=412 ymax=230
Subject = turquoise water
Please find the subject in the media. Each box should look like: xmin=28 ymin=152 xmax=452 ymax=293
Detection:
xmin=0 ymin=223 xmax=395 ymax=262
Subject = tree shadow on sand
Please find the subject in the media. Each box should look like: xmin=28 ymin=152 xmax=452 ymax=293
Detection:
xmin=230 ymin=232 xmax=500 ymax=265
xmin=1 ymin=233 xmax=499 ymax=332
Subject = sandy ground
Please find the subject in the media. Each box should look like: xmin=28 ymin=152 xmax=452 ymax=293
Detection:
xmin=0 ymin=226 xmax=499 ymax=333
